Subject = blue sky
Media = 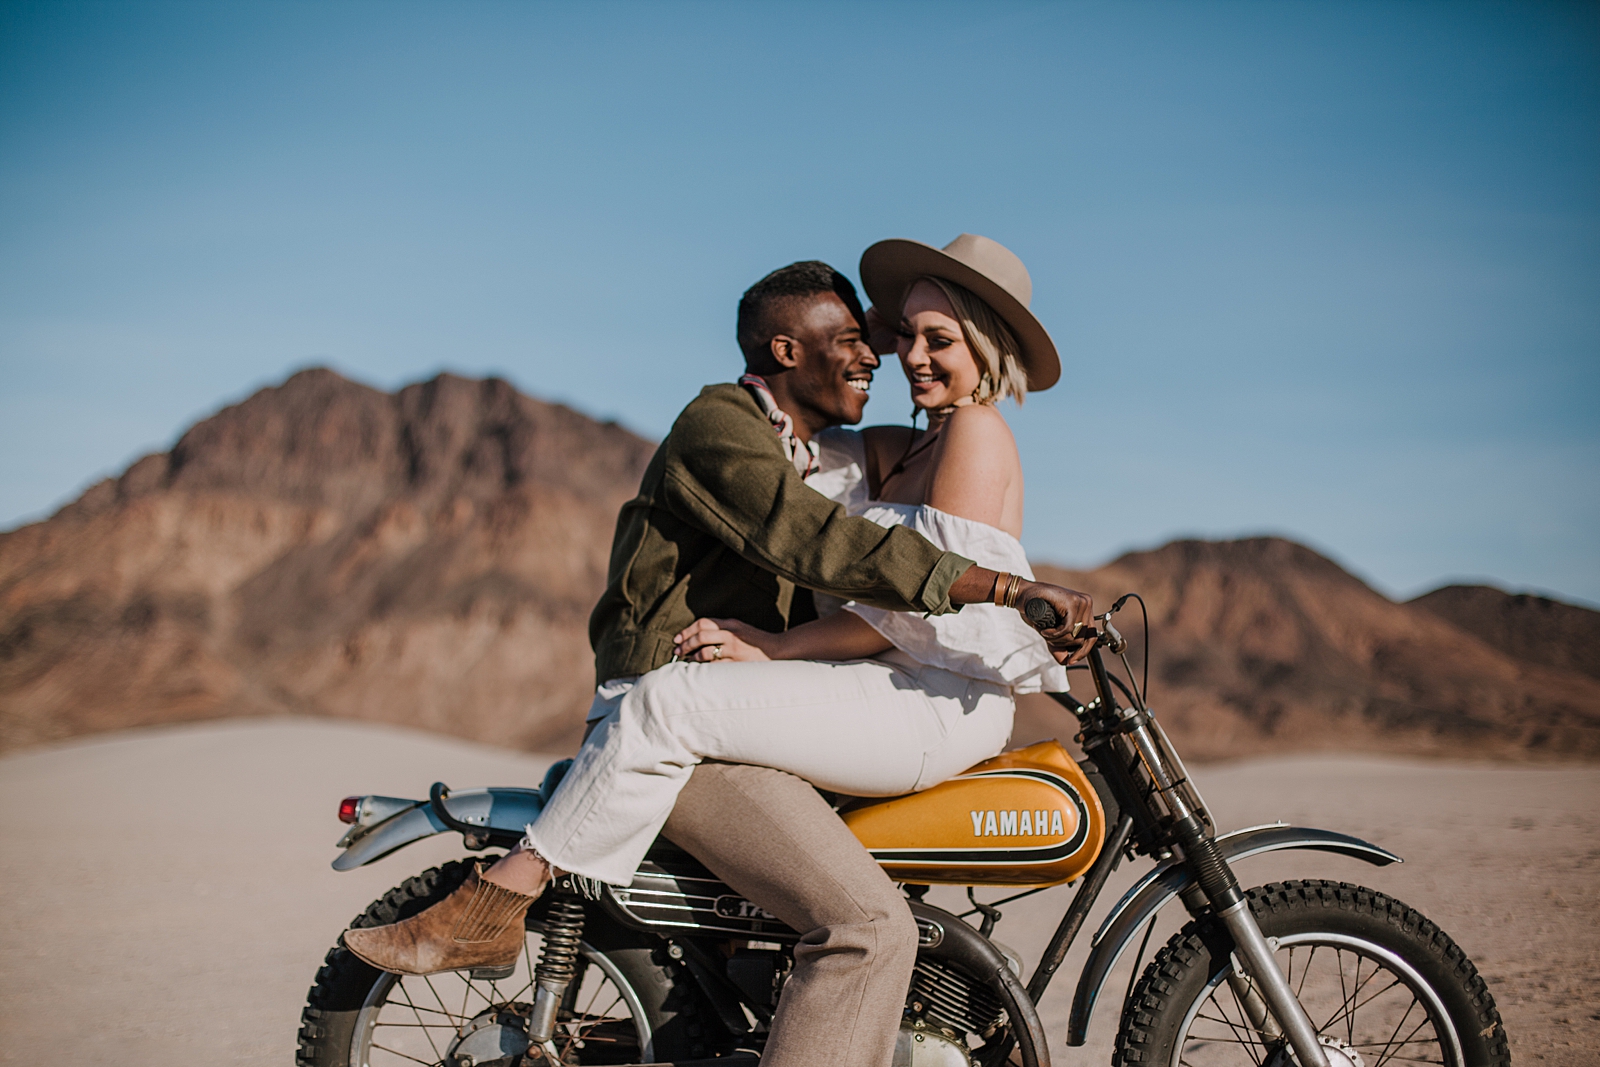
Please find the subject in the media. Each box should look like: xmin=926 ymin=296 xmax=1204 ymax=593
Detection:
xmin=2 ymin=0 xmax=1597 ymax=603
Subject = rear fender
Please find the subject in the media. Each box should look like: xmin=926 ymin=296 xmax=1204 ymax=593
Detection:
xmin=1064 ymin=823 xmax=1401 ymax=1046
xmin=331 ymin=787 xmax=544 ymax=871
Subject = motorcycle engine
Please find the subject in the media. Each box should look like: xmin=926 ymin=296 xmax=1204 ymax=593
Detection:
xmin=893 ymin=956 xmax=1008 ymax=1067
xmin=893 ymin=1020 xmax=974 ymax=1067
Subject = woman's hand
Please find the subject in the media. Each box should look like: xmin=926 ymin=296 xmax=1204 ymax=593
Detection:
xmin=673 ymin=618 xmax=776 ymax=663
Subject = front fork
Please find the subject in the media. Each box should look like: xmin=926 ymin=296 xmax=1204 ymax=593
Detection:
xmin=1050 ymin=602 xmax=1334 ymax=1067
xmin=1175 ymin=817 xmax=1329 ymax=1067
xmin=1227 ymin=965 xmax=1284 ymax=1043
xmin=1113 ymin=698 xmax=1328 ymax=1067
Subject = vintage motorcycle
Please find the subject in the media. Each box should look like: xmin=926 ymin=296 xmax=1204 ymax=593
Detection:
xmin=298 ymin=596 xmax=1509 ymax=1067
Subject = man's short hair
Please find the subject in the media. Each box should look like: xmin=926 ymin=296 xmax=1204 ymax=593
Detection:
xmin=736 ymin=261 xmax=868 ymax=366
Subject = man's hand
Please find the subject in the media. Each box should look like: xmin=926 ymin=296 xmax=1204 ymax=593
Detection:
xmin=863 ymin=306 xmax=900 ymax=356
xmin=1015 ymin=580 xmax=1098 ymax=665
xmin=948 ymin=566 xmax=1098 ymax=663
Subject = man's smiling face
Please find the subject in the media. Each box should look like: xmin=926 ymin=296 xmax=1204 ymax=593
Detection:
xmin=782 ymin=293 xmax=878 ymax=429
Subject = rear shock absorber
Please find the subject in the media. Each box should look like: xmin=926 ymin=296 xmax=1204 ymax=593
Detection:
xmin=528 ymin=888 xmax=586 ymax=1045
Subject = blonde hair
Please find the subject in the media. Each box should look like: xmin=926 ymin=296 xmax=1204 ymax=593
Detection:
xmin=917 ymin=276 xmax=1029 ymax=405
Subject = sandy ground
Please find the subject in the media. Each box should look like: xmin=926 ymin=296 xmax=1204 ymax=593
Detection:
xmin=0 ymin=718 xmax=1594 ymax=1066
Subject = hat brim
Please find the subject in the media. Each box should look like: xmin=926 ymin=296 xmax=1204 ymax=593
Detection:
xmin=859 ymin=239 xmax=1060 ymax=392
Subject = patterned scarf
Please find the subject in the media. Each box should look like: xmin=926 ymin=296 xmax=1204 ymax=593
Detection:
xmin=739 ymin=373 xmax=821 ymax=481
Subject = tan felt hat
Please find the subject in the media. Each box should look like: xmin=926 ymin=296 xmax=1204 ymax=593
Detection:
xmin=860 ymin=233 xmax=1060 ymax=391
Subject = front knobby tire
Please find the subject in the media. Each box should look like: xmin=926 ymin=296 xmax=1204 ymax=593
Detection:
xmin=1115 ymin=880 xmax=1509 ymax=1067
xmin=297 ymin=858 xmax=706 ymax=1067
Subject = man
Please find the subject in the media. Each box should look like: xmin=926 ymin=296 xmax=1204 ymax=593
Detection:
xmin=347 ymin=260 xmax=1093 ymax=1064
xmin=649 ymin=265 xmax=1088 ymax=1067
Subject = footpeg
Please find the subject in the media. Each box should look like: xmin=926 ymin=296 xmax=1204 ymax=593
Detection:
xmin=468 ymin=964 xmax=517 ymax=980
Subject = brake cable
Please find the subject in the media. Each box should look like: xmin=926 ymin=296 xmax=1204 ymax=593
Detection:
xmin=1107 ymin=592 xmax=1151 ymax=710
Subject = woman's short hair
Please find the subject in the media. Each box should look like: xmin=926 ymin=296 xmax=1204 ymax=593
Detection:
xmin=917 ymin=276 xmax=1029 ymax=405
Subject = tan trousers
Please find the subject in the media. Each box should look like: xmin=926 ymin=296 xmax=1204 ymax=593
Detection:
xmin=663 ymin=760 xmax=918 ymax=1067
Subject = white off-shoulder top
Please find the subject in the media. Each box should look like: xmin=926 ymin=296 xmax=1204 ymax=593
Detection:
xmin=810 ymin=428 xmax=1069 ymax=694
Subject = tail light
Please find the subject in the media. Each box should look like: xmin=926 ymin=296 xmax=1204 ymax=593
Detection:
xmin=338 ymin=796 xmax=363 ymax=824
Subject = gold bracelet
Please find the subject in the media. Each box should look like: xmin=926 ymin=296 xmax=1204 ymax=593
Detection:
xmin=1004 ymin=574 xmax=1024 ymax=610
xmin=992 ymin=572 xmax=1011 ymax=607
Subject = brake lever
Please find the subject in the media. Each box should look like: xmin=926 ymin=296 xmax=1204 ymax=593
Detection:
xmin=1100 ymin=618 xmax=1127 ymax=655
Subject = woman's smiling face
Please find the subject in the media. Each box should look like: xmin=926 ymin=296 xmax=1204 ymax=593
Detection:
xmin=897 ymin=280 xmax=982 ymax=411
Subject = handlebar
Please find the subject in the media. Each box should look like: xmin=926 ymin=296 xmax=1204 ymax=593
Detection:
xmin=1023 ymin=598 xmax=1060 ymax=629
xmin=1024 ymin=597 xmax=1124 ymax=655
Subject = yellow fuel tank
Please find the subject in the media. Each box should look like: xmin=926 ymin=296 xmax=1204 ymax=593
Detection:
xmin=842 ymin=740 xmax=1106 ymax=887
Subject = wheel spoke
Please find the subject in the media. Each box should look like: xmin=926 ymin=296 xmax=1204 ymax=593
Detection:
xmin=1369 ymin=994 xmax=1420 ymax=1067
xmin=1201 ymin=996 xmax=1250 ymax=1053
xmin=420 ymin=975 xmax=460 ymax=1031
xmin=1184 ymin=1031 xmax=1278 ymax=1046
xmin=1296 ymin=944 xmax=1316 ymax=999
xmin=1315 ymin=952 xmax=1390 ymax=1036
xmin=1202 ymin=980 xmax=1265 ymax=1059
xmin=370 ymin=1041 xmax=443 ymax=1066
xmin=1349 ymin=1036 xmax=1445 ymax=1050
xmin=1374 ymin=1008 xmax=1437 ymax=1067
xmin=379 ymin=1000 xmax=459 ymax=1021
xmin=392 ymin=981 xmax=448 ymax=1062
xmin=1346 ymin=976 xmax=1406 ymax=1020
xmin=1336 ymin=946 xmax=1351 ymax=1043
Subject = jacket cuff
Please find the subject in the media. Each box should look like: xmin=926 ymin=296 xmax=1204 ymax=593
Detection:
xmin=918 ymin=552 xmax=975 ymax=615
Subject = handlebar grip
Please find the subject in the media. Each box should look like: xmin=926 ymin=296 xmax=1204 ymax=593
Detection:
xmin=1024 ymin=598 xmax=1061 ymax=630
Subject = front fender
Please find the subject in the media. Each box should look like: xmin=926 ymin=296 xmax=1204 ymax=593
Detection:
xmin=332 ymin=787 xmax=545 ymax=871
xmin=1065 ymin=823 xmax=1401 ymax=1046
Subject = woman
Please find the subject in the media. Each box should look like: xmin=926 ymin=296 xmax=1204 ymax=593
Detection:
xmin=344 ymin=233 xmax=1070 ymax=974
xmin=673 ymin=252 xmax=1057 ymax=691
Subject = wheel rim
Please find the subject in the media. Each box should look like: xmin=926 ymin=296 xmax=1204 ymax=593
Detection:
xmin=351 ymin=929 xmax=653 ymax=1066
xmin=1170 ymin=932 xmax=1465 ymax=1067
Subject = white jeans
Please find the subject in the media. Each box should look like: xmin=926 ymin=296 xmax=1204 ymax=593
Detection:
xmin=524 ymin=654 xmax=1015 ymax=885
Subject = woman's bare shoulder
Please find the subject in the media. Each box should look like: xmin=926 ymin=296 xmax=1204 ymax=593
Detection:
xmin=929 ymin=406 xmax=1021 ymax=490
xmin=938 ymin=403 xmax=1017 ymax=450
xmin=923 ymin=405 xmax=1022 ymax=528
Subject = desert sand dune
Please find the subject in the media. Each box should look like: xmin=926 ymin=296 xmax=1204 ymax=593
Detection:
xmin=0 ymin=719 xmax=1594 ymax=1065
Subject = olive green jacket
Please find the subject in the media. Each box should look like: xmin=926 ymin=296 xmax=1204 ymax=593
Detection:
xmin=589 ymin=383 xmax=975 ymax=682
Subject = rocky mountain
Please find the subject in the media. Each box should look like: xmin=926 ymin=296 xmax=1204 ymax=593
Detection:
xmin=3 ymin=369 xmax=1597 ymax=761
xmin=1014 ymin=541 xmax=1600 ymax=760
xmin=0 ymin=368 xmax=655 ymax=754
xmin=1409 ymin=584 xmax=1600 ymax=683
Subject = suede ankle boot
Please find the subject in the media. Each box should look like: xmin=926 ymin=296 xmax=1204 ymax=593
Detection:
xmin=343 ymin=863 xmax=542 ymax=977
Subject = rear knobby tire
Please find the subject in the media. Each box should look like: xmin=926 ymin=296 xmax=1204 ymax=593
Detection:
xmin=1115 ymin=880 xmax=1509 ymax=1067
xmin=297 ymin=858 xmax=703 ymax=1067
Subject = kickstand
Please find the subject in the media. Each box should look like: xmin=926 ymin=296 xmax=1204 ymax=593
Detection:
xmin=967 ymin=887 xmax=1002 ymax=937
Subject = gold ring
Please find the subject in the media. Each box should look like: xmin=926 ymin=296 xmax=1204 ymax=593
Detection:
xmin=1071 ymin=622 xmax=1084 ymax=638
xmin=711 ymin=644 xmax=723 ymax=661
